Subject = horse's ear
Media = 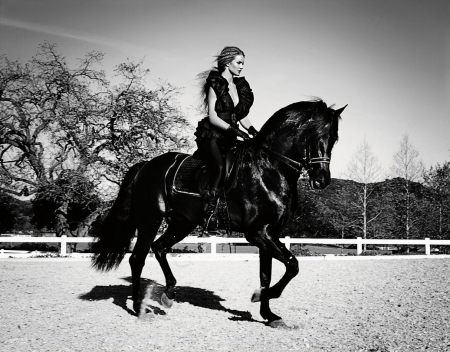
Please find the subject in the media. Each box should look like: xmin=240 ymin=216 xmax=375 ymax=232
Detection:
xmin=334 ymin=104 xmax=347 ymax=116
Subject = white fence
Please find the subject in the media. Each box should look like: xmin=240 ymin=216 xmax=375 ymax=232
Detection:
xmin=1 ymin=235 xmax=450 ymax=257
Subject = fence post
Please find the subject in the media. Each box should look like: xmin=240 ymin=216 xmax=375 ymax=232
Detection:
xmin=284 ymin=236 xmax=291 ymax=250
xmin=425 ymin=238 xmax=430 ymax=255
xmin=61 ymin=235 xmax=67 ymax=256
xmin=210 ymin=236 xmax=217 ymax=256
xmin=357 ymin=237 xmax=363 ymax=255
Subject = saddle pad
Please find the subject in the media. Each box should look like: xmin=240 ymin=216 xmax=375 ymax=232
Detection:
xmin=173 ymin=156 xmax=205 ymax=197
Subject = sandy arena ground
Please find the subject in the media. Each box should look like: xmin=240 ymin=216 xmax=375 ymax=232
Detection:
xmin=1 ymin=257 xmax=449 ymax=351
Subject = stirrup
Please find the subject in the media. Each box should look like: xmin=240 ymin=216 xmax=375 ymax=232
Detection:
xmin=200 ymin=213 xmax=220 ymax=237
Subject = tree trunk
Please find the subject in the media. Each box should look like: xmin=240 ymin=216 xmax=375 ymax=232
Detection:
xmin=406 ymin=184 xmax=410 ymax=253
xmin=54 ymin=202 xmax=72 ymax=253
xmin=363 ymin=184 xmax=367 ymax=251
xmin=73 ymin=208 xmax=103 ymax=238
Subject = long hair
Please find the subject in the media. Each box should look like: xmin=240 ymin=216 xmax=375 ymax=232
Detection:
xmin=197 ymin=46 xmax=245 ymax=114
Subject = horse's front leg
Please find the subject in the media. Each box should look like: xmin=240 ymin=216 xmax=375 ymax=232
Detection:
xmin=247 ymin=231 xmax=299 ymax=326
xmin=251 ymin=251 xmax=283 ymax=323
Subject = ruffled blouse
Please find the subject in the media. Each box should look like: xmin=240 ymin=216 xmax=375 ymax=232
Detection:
xmin=194 ymin=71 xmax=254 ymax=140
xmin=206 ymin=70 xmax=254 ymax=123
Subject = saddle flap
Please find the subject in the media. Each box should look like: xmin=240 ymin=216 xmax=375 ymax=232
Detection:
xmin=224 ymin=143 xmax=247 ymax=192
xmin=173 ymin=156 xmax=207 ymax=196
xmin=172 ymin=142 xmax=246 ymax=197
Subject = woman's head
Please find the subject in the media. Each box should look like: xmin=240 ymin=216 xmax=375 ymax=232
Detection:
xmin=215 ymin=46 xmax=245 ymax=73
xmin=196 ymin=46 xmax=246 ymax=113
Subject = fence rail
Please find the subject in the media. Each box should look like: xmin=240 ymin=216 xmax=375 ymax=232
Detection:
xmin=1 ymin=235 xmax=450 ymax=257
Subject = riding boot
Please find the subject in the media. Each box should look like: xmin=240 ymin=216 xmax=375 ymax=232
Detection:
xmin=202 ymin=185 xmax=220 ymax=236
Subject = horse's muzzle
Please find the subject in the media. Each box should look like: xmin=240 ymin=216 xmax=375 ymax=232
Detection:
xmin=310 ymin=178 xmax=329 ymax=189
xmin=309 ymin=169 xmax=331 ymax=190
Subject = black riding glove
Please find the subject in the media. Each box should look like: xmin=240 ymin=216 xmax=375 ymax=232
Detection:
xmin=248 ymin=126 xmax=258 ymax=137
xmin=227 ymin=125 xmax=250 ymax=140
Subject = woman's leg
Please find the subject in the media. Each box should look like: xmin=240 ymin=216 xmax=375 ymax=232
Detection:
xmin=196 ymin=138 xmax=224 ymax=234
xmin=197 ymin=138 xmax=224 ymax=188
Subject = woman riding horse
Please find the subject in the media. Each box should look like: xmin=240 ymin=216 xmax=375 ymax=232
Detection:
xmin=195 ymin=46 xmax=258 ymax=234
xmin=92 ymin=99 xmax=346 ymax=326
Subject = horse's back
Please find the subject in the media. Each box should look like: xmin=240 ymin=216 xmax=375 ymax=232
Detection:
xmin=132 ymin=152 xmax=188 ymax=217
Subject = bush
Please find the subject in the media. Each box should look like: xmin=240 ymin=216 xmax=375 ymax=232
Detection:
xmin=291 ymin=244 xmax=311 ymax=256
xmin=169 ymin=246 xmax=197 ymax=254
xmin=360 ymin=250 xmax=379 ymax=256
xmin=2 ymin=243 xmax=59 ymax=252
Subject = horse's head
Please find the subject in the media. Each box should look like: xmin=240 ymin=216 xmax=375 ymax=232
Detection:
xmin=256 ymin=100 xmax=346 ymax=190
xmin=302 ymin=104 xmax=346 ymax=189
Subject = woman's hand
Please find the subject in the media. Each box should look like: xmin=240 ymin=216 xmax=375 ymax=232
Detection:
xmin=227 ymin=125 xmax=250 ymax=140
xmin=248 ymin=126 xmax=258 ymax=137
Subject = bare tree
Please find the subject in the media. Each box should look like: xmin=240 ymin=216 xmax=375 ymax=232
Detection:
xmin=1 ymin=43 xmax=193 ymax=238
xmin=344 ymin=138 xmax=383 ymax=250
xmin=389 ymin=134 xmax=424 ymax=242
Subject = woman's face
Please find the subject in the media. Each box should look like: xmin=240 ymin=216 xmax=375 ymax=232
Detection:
xmin=227 ymin=55 xmax=245 ymax=76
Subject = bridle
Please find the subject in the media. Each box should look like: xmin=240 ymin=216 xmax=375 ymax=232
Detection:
xmin=258 ymin=143 xmax=330 ymax=174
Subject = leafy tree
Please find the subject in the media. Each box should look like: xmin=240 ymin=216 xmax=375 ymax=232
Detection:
xmin=0 ymin=191 xmax=14 ymax=232
xmin=0 ymin=191 xmax=34 ymax=233
xmin=423 ymin=162 xmax=450 ymax=239
xmin=321 ymin=179 xmax=361 ymax=240
xmin=284 ymin=178 xmax=357 ymax=240
xmin=0 ymin=42 xmax=193 ymax=238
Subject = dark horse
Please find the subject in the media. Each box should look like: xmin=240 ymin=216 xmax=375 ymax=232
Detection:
xmin=92 ymin=99 xmax=346 ymax=327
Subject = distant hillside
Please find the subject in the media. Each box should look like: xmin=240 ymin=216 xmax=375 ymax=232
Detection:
xmin=283 ymin=176 xmax=445 ymax=240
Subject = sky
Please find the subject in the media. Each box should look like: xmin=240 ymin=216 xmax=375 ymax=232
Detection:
xmin=1 ymin=0 xmax=449 ymax=179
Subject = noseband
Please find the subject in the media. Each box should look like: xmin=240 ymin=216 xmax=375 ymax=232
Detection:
xmin=309 ymin=157 xmax=330 ymax=165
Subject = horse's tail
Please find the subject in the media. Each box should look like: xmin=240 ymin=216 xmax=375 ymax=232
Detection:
xmin=91 ymin=161 xmax=147 ymax=271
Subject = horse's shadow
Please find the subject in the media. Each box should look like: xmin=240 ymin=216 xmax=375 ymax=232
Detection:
xmin=79 ymin=277 xmax=258 ymax=323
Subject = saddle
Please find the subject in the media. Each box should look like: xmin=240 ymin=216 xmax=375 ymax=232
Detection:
xmin=172 ymin=143 xmax=245 ymax=197
xmin=169 ymin=143 xmax=247 ymax=234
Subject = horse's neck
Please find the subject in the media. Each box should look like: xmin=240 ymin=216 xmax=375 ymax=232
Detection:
xmin=260 ymin=134 xmax=299 ymax=161
xmin=235 ymin=146 xmax=298 ymax=222
xmin=247 ymin=142 xmax=300 ymax=187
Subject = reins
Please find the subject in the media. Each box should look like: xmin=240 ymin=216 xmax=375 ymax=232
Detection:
xmin=251 ymin=141 xmax=330 ymax=174
xmin=259 ymin=145 xmax=307 ymax=173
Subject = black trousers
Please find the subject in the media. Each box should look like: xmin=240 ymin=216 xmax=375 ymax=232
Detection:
xmin=196 ymin=137 xmax=233 ymax=189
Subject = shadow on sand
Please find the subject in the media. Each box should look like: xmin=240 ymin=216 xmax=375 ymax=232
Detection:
xmin=79 ymin=277 xmax=259 ymax=323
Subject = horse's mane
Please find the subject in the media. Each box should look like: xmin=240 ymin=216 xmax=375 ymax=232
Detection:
xmin=256 ymin=99 xmax=339 ymax=147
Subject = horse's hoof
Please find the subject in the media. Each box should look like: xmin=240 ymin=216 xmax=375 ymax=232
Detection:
xmin=251 ymin=288 xmax=262 ymax=303
xmin=133 ymin=300 xmax=141 ymax=314
xmin=268 ymin=319 xmax=288 ymax=329
xmin=161 ymin=293 xmax=174 ymax=308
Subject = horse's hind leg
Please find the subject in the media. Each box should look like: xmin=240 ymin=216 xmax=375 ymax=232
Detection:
xmin=151 ymin=216 xmax=197 ymax=308
xmin=129 ymin=216 xmax=162 ymax=313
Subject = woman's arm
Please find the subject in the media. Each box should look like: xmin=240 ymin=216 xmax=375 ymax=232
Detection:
xmin=239 ymin=117 xmax=258 ymax=136
xmin=239 ymin=117 xmax=252 ymax=130
xmin=208 ymin=87 xmax=230 ymax=130
xmin=207 ymin=87 xmax=250 ymax=140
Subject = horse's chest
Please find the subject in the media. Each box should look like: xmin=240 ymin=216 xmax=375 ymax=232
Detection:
xmin=238 ymin=165 xmax=291 ymax=225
